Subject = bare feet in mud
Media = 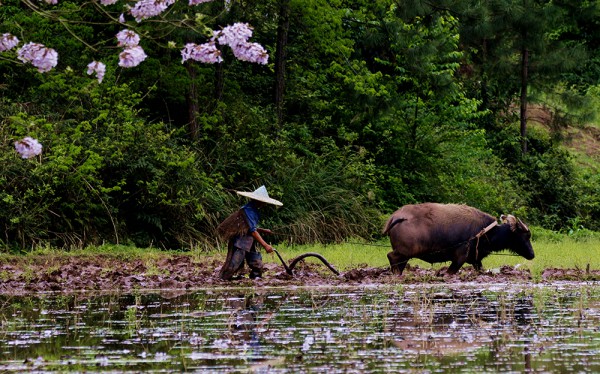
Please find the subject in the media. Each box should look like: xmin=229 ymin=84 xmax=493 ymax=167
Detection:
xmin=0 ymin=255 xmax=598 ymax=294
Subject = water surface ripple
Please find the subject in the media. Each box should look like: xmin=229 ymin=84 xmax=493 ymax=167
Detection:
xmin=0 ymin=283 xmax=599 ymax=372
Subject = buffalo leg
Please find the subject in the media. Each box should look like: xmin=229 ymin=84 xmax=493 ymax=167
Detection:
xmin=447 ymin=249 xmax=467 ymax=274
xmin=388 ymin=251 xmax=408 ymax=275
xmin=447 ymin=261 xmax=464 ymax=274
xmin=473 ymin=261 xmax=483 ymax=272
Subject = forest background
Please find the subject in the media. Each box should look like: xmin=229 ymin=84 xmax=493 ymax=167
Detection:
xmin=1 ymin=0 xmax=599 ymax=252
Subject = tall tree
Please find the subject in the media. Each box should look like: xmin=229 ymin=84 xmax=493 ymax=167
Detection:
xmin=454 ymin=0 xmax=585 ymax=154
xmin=274 ymin=0 xmax=291 ymax=125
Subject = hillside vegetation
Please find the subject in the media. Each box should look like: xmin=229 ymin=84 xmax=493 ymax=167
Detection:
xmin=1 ymin=0 xmax=600 ymax=251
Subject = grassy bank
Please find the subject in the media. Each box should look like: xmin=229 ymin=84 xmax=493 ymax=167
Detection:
xmin=269 ymin=228 xmax=600 ymax=280
xmin=1 ymin=228 xmax=599 ymax=281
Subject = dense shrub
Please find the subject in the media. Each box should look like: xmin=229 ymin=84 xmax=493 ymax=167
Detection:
xmin=0 ymin=81 xmax=224 ymax=250
xmin=1 ymin=75 xmax=382 ymax=250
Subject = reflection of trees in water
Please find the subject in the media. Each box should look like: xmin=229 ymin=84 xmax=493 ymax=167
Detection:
xmin=382 ymin=286 xmax=600 ymax=371
xmin=390 ymin=288 xmax=537 ymax=327
xmin=382 ymin=288 xmax=539 ymax=360
xmin=1 ymin=286 xmax=598 ymax=372
xmin=223 ymin=292 xmax=284 ymax=360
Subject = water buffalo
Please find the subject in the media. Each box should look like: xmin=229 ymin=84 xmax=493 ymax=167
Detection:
xmin=382 ymin=203 xmax=534 ymax=275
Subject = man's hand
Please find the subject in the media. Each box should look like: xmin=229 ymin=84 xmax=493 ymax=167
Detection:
xmin=251 ymin=230 xmax=274 ymax=254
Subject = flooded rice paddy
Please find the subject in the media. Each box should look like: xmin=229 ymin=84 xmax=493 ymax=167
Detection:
xmin=0 ymin=283 xmax=599 ymax=372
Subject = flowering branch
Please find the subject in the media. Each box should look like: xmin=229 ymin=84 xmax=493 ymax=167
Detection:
xmin=14 ymin=137 xmax=43 ymax=159
xmin=2 ymin=0 xmax=270 ymax=161
xmin=1 ymin=0 xmax=269 ymax=79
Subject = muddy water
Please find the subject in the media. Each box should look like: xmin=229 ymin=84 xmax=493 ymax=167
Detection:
xmin=0 ymin=283 xmax=599 ymax=372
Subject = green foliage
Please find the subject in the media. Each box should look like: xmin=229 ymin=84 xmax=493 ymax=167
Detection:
xmin=481 ymin=116 xmax=600 ymax=232
xmin=435 ymin=128 xmax=526 ymax=215
xmin=0 ymin=78 xmax=223 ymax=250
xmin=273 ymin=150 xmax=381 ymax=243
xmin=2 ymin=0 xmax=600 ymax=251
xmin=574 ymin=168 xmax=600 ymax=231
xmin=518 ymin=147 xmax=578 ymax=229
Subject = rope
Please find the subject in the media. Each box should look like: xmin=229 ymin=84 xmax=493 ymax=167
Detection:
xmin=468 ymin=220 xmax=499 ymax=261
xmin=268 ymin=230 xmax=390 ymax=247
xmin=344 ymin=241 xmax=390 ymax=247
xmin=270 ymin=220 xmax=517 ymax=262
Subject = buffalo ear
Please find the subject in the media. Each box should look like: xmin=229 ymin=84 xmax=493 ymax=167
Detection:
xmin=517 ymin=218 xmax=530 ymax=232
xmin=501 ymin=214 xmax=518 ymax=231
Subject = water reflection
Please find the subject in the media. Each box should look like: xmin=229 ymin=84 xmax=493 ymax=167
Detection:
xmin=0 ymin=284 xmax=598 ymax=372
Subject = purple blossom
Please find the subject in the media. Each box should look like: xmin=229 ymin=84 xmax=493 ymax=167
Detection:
xmin=100 ymin=0 xmax=118 ymax=5
xmin=86 ymin=61 xmax=106 ymax=83
xmin=130 ymin=0 xmax=175 ymax=22
xmin=116 ymin=29 xmax=140 ymax=48
xmin=214 ymin=23 xmax=253 ymax=47
xmin=118 ymin=46 xmax=147 ymax=67
xmin=189 ymin=0 xmax=213 ymax=5
xmin=17 ymin=42 xmax=58 ymax=73
xmin=43 ymin=0 xmax=58 ymax=4
xmin=181 ymin=42 xmax=222 ymax=64
xmin=231 ymin=42 xmax=268 ymax=64
xmin=0 ymin=33 xmax=19 ymax=52
xmin=206 ymin=23 xmax=269 ymax=64
xmin=14 ymin=137 xmax=43 ymax=159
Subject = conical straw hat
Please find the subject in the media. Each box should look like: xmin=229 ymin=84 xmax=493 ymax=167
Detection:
xmin=236 ymin=185 xmax=283 ymax=206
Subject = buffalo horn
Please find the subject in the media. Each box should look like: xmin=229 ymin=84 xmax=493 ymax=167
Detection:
xmin=501 ymin=214 xmax=518 ymax=231
xmin=517 ymin=217 xmax=530 ymax=232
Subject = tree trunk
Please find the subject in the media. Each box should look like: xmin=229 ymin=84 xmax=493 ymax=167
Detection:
xmin=186 ymin=64 xmax=199 ymax=140
xmin=215 ymin=59 xmax=224 ymax=102
xmin=275 ymin=0 xmax=290 ymax=126
xmin=214 ymin=0 xmax=226 ymax=103
xmin=480 ymin=38 xmax=488 ymax=111
xmin=520 ymin=47 xmax=529 ymax=155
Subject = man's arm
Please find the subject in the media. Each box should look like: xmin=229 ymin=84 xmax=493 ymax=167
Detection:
xmin=251 ymin=231 xmax=273 ymax=253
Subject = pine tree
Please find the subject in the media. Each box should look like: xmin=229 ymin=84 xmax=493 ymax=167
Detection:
xmin=454 ymin=0 xmax=586 ymax=154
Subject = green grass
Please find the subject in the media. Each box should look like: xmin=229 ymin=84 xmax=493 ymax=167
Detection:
xmin=268 ymin=241 xmax=391 ymax=270
xmin=1 ymin=228 xmax=599 ymax=281
xmin=267 ymin=231 xmax=600 ymax=279
xmin=0 ymin=243 xmax=172 ymax=259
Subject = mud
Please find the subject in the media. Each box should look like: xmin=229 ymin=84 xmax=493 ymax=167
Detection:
xmin=0 ymin=254 xmax=598 ymax=294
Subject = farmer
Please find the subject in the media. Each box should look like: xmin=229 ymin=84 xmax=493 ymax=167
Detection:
xmin=217 ymin=185 xmax=283 ymax=280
